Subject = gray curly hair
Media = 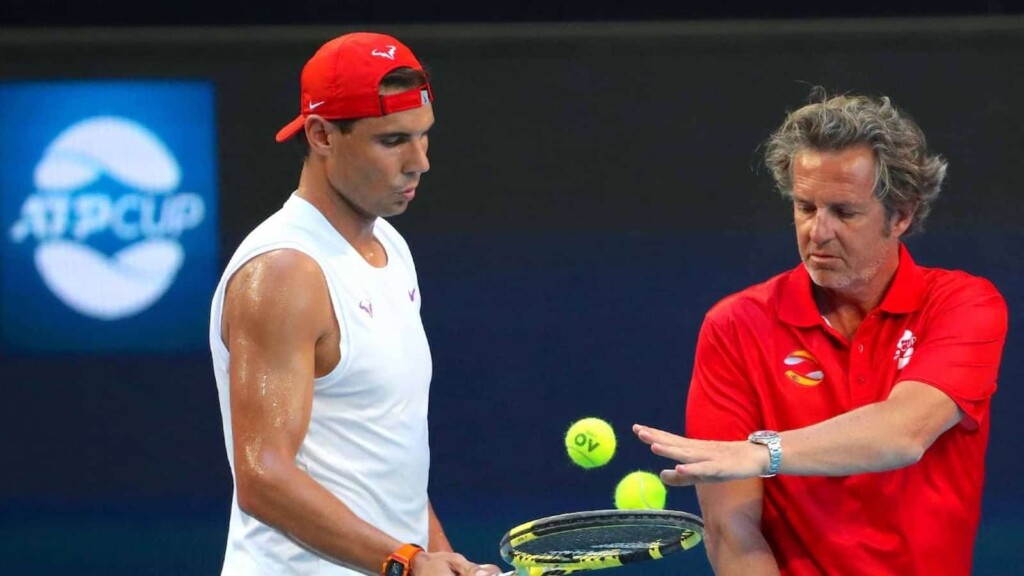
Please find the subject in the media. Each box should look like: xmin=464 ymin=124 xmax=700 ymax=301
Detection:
xmin=764 ymin=88 xmax=947 ymax=237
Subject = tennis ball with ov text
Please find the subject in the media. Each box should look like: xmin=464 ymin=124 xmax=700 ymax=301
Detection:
xmin=565 ymin=417 xmax=616 ymax=469
xmin=615 ymin=471 xmax=667 ymax=510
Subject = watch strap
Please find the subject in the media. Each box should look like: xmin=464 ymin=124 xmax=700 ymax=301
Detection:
xmin=748 ymin=430 xmax=782 ymax=478
xmin=382 ymin=543 xmax=424 ymax=576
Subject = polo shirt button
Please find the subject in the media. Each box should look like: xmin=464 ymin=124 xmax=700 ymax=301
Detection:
xmin=858 ymin=344 xmax=864 ymax=353
xmin=858 ymin=376 xmax=865 ymax=384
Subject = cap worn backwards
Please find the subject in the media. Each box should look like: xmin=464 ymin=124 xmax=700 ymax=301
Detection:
xmin=275 ymin=32 xmax=433 ymax=142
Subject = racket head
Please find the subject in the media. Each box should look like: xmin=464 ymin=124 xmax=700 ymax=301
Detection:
xmin=498 ymin=509 xmax=704 ymax=573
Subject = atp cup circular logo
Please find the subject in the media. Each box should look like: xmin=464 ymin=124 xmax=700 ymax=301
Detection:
xmin=7 ymin=116 xmax=206 ymax=320
xmin=783 ymin=350 xmax=825 ymax=387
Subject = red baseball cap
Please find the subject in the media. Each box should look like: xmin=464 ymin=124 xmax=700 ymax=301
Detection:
xmin=275 ymin=32 xmax=433 ymax=142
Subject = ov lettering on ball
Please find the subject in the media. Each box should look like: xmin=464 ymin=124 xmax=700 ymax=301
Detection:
xmin=564 ymin=417 xmax=616 ymax=469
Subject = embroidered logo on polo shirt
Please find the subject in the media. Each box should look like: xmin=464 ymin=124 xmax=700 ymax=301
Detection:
xmin=894 ymin=329 xmax=916 ymax=369
xmin=783 ymin=350 xmax=824 ymax=387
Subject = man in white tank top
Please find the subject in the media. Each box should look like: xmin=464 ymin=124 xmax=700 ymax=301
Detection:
xmin=209 ymin=32 xmax=499 ymax=576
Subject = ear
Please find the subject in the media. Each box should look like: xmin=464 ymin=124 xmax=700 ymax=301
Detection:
xmin=890 ymin=203 xmax=917 ymax=237
xmin=303 ymin=115 xmax=332 ymax=156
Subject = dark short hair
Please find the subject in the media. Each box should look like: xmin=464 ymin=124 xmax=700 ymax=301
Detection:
xmin=764 ymin=87 xmax=947 ymax=237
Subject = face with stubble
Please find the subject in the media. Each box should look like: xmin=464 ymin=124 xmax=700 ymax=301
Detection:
xmin=791 ymin=145 xmax=912 ymax=295
xmin=321 ymin=93 xmax=434 ymax=221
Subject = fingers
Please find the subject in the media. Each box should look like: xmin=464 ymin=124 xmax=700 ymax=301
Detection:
xmin=635 ymin=426 xmax=732 ymax=467
xmin=659 ymin=467 xmax=697 ymax=487
xmin=668 ymin=458 xmax=755 ymax=484
xmin=649 ymin=439 xmax=687 ymax=459
xmin=661 ymin=464 xmax=730 ymax=485
xmin=633 ymin=424 xmax=703 ymax=454
xmin=635 ymin=425 xmax=761 ymax=483
xmin=448 ymin=554 xmax=474 ymax=575
xmin=416 ymin=551 xmax=475 ymax=576
xmin=634 ymin=423 xmax=706 ymax=473
xmin=647 ymin=436 xmax=710 ymax=466
xmin=632 ymin=423 xmax=682 ymax=446
xmin=453 ymin=559 xmax=501 ymax=576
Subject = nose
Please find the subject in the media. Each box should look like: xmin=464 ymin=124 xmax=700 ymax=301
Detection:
xmin=808 ymin=211 xmax=834 ymax=244
xmin=404 ymin=137 xmax=430 ymax=175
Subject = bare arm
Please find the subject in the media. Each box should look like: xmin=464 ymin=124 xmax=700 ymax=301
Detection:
xmin=772 ymin=380 xmax=961 ymax=475
xmin=637 ymin=381 xmax=958 ymax=573
xmin=695 ymin=480 xmax=780 ymax=576
xmin=428 ymin=501 xmax=454 ymax=553
xmin=225 ymin=250 xmax=492 ymax=576
xmin=634 ymin=380 xmax=962 ymax=483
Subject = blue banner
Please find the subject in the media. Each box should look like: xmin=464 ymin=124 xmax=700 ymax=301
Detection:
xmin=0 ymin=81 xmax=218 ymax=352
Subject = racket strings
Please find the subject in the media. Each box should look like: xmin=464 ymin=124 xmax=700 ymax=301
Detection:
xmin=516 ymin=524 xmax=684 ymax=555
xmin=499 ymin=509 xmax=704 ymax=573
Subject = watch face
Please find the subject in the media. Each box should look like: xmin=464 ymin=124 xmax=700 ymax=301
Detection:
xmin=750 ymin=430 xmax=777 ymax=442
xmin=384 ymin=560 xmax=406 ymax=576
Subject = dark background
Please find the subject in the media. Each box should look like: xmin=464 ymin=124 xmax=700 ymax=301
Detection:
xmin=1 ymin=4 xmax=1023 ymax=575
xmin=1 ymin=0 xmax=1022 ymax=26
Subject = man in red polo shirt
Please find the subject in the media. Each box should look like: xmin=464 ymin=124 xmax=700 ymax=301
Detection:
xmin=633 ymin=90 xmax=1007 ymax=575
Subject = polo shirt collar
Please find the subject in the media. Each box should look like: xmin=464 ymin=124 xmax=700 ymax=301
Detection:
xmin=778 ymin=244 xmax=926 ymax=327
xmin=878 ymin=244 xmax=926 ymax=313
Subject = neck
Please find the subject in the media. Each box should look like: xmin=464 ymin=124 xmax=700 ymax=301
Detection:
xmin=294 ymin=162 xmax=377 ymax=253
xmin=814 ymin=247 xmax=901 ymax=339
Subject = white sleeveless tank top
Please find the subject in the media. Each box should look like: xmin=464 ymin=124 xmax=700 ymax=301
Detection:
xmin=209 ymin=194 xmax=432 ymax=575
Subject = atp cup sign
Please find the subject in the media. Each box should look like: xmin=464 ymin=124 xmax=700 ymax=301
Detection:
xmin=0 ymin=81 xmax=218 ymax=352
xmin=10 ymin=117 xmax=204 ymax=320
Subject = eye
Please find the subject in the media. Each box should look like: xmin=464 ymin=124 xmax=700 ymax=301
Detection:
xmin=379 ymin=135 xmax=408 ymax=148
xmin=795 ymin=202 xmax=815 ymax=215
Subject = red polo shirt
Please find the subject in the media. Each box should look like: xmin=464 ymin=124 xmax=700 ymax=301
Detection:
xmin=686 ymin=245 xmax=1007 ymax=575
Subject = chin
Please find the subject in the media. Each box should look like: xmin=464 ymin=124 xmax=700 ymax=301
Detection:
xmin=381 ymin=204 xmax=409 ymax=218
xmin=807 ymin=268 xmax=855 ymax=290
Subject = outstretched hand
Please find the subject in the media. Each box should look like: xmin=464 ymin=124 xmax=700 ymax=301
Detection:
xmin=632 ymin=424 xmax=770 ymax=485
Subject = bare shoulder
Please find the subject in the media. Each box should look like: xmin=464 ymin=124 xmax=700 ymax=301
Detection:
xmin=223 ymin=249 xmax=333 ymax=342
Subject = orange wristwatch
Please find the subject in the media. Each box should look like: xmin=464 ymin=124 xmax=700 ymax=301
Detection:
xmin=381 ymin=543 xmax=424 ymax=576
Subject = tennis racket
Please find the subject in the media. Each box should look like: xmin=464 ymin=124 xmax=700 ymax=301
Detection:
xmin=496 ymin=509 xmax=704 ymax=575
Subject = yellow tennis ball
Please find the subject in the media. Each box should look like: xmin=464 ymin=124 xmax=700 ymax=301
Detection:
xmin=614 ymin=471 xmax=667 ymax=510
xmin=564 ymin=417 xmax=616 ymax=469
